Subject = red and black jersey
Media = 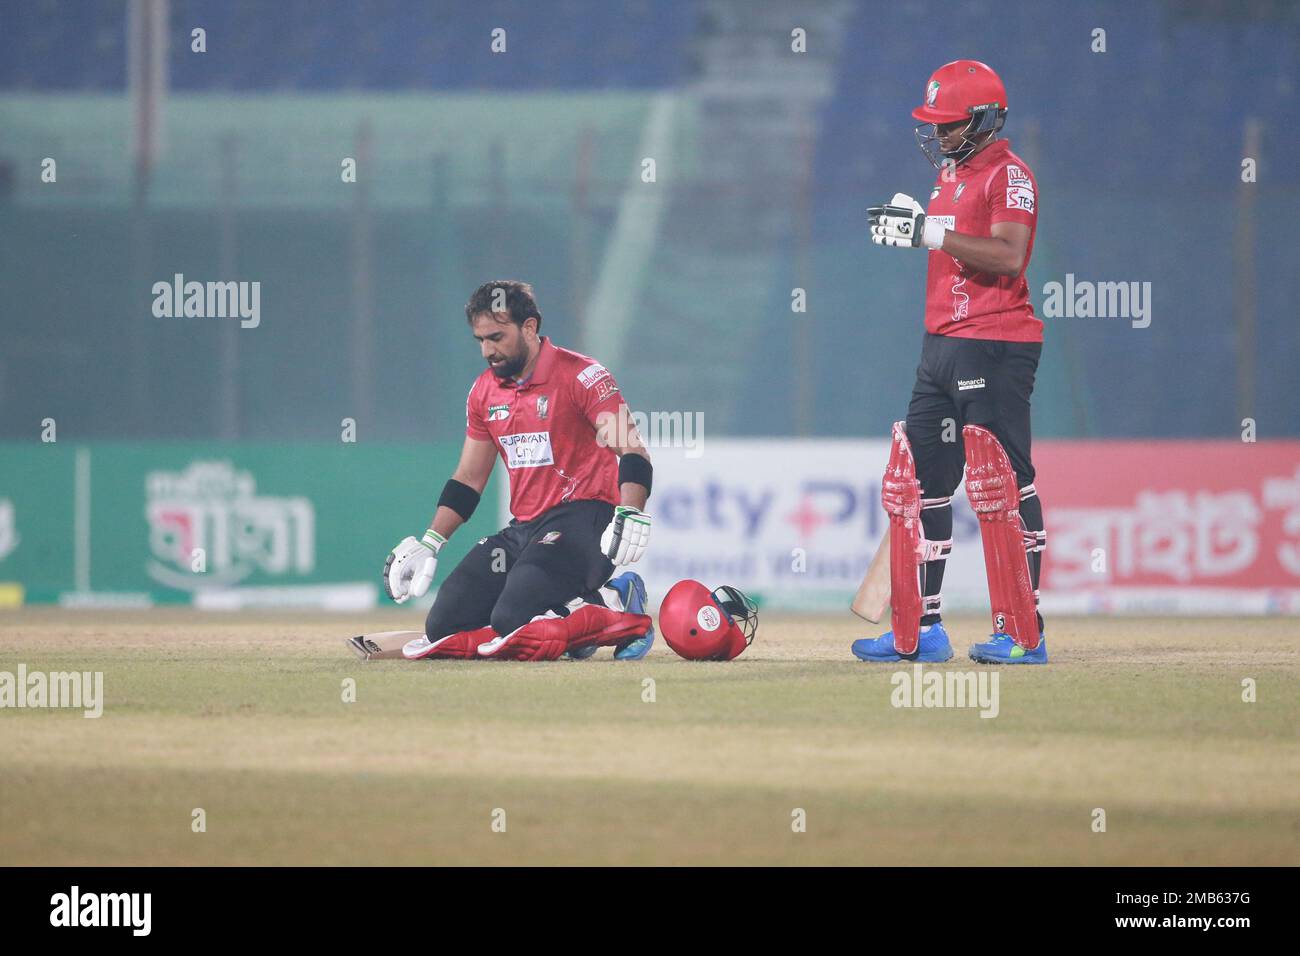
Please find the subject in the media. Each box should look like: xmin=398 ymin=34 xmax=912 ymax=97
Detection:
xmin=466 ymin=337 xmax=625 ymax=522
xmin=923 ymin=139 xmax=1042 ymax=342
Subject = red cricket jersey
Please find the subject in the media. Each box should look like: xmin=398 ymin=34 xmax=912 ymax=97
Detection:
xmin=466 ymin=337 xmax=624 ymax=522
xmin=923 ymin=139 xmax=1042 ymax=342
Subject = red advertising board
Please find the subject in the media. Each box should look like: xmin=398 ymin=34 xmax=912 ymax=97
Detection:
xmin=1035 ymin=441 xmax=1300 ymax=614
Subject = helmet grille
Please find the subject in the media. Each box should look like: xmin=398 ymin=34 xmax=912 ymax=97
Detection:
xmin=711 ymin=585 xmax=758 ymax=646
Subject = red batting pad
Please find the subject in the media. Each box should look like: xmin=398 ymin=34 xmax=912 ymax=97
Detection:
xmin=963 ymin=425 xmax=1040 ymax=650
xmin=404 ymin=626 xmax=496 ymax=660
xmin=883 ymin=422 xmax=924 ymax=655
xmin=479 ymin=605 xmax=653 ymax=661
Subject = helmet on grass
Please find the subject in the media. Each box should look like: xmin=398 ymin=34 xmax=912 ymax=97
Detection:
xmin=658 ymin=580 xmax=758 ymax=661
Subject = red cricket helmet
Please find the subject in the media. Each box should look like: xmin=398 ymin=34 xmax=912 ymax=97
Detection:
xmin=912 ymin=60 xmax=1008 ymax=168
xmin=658 ymin=580 xmax=758 ymax=661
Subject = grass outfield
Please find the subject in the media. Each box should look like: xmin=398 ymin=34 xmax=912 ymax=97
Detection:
xmin=2 ymin=609 xmax=1297 ymax=866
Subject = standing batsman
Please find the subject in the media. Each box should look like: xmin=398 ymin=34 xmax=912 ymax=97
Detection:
xmin=853 ymin=60 xmax=1048 ymax=665
xmin=383 ymin=280 xmax=655 ymax=662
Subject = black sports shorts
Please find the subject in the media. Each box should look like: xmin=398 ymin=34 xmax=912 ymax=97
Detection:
xmin=904 ymin=332 xmax=1041 ymax=498
xmin=424 ymin=498 xmax=615 ymax=640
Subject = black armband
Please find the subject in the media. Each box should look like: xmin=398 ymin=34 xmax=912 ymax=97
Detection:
xmin=438 ymin=479 xmax=481 ymax=522
xmin=617 ymin=453 xmax=653 ymax=497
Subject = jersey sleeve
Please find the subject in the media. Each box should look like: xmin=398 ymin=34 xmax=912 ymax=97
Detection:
xmin=987 ymin=161 xmax=1037 ymax=226
xmin=465 ymin=379 xmax=489 ymax=441
xmin=572 ymin=361 xmax=626 ymax=425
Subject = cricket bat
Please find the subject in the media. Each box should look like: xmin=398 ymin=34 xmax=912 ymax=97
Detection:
xmin=850 ymin=528 xmax=891 ymax=623
xmin=345 ymin=630 xmax=424 ymax=661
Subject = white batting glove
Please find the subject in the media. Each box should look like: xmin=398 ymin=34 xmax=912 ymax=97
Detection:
xmin=383 ymin=530 xmax=444 ymax=604
xmin=600 ymin=507 xmax=651 ymax=565
xmin=868 ymin=192 xmax=947 ymax=249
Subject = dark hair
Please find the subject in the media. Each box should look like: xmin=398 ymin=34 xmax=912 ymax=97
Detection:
xmin=465 ymin=280 xmax=542 ymax=331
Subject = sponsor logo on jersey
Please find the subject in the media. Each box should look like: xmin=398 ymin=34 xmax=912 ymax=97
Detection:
xmin=1006 ymin=184 xmax=1035 ymax=213
xmin=953 ymin=182 xmax=966 ymax=202
xmin=958 ymin=377 xmax=986 ymax=391
xmin=595 ymin=379 xmax=619 ymax=402
xmin=577 ymin=364 xmax=610 ymax=389
xmin=536 ymin=395 xmax=549 ymax=420
xmin=930 ymin=185 xmax=941 ymax=200
xmin=487 ymin=404 xmax=510 ymax=421
xmin=499 ymin=431 xmax=554 ymax=469
xmin=538 ymin=530 xmax=562 ymax=544
xmin=930 ymin=215 xmax=956 ymax=230
xmin=1005 ymin=164 xmax=1031 ymax=187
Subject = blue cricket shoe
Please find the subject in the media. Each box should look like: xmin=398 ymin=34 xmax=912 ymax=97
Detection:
xmin=851 ymin=621 xmax=953 ymax=663
xmin=567 ymin=571 xmax=655 ymax=660
xmin=609 ymin=570 xmax=655 ymax=660
xmin=968 ymin=632 xmax=1049 ymax=664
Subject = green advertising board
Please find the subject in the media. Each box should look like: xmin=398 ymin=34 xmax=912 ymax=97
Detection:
xmin=0 ymin=443 xmax=499 ymax=607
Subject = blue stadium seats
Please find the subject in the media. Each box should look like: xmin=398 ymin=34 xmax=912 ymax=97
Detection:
xmin=1 ymin=0 xmax=1295 ymax=439
xmin=0 ymin=0 xmax=698 ymax=90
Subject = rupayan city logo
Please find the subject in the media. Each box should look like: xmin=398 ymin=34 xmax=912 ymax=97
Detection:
xmin=145 ymin=460 xmax=315 ymax=590
xmin=50 ymin=886 xmax=150 ymax=936
xmin=499 ymin=431 xmax=556 ymax=469
xmin=152 ymin=273 xmax=260 ymax=328
xmin=891 ymin=664 xmax=1000 ymax=718
xmin=0 ymin=666 xmax=103 ymax=718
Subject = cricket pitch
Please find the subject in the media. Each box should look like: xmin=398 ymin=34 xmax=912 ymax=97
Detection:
xmin=2 ymin=609 xmax=1297 ymax=866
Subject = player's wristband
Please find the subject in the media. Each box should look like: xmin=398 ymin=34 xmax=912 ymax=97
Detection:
xmin=617 ymin=453 xmax=653 ymax=497
xmin=421 ymin=529 xmax=447 ymax=553
xmin=437 ymin=478 xmax=481 ymax=522
xmin=920 ymin=218 xmax=947 ymax=250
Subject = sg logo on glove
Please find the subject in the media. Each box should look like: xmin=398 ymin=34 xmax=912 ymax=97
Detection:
xmin=867 ymin=192 xmax=947 ymax=250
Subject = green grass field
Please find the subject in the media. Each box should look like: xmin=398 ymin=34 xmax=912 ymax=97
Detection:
xmin=2 ymin=609 xmax=1297 ymax=865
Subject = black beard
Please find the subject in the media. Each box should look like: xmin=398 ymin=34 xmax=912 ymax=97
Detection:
xmin=490 ymin=351 xmax=527 ymax=379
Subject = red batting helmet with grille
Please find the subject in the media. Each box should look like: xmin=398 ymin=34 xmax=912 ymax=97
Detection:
xmin=658 ymin=580 xmax=758 ymax=661
xmin=912 ymin=60 xmax=1008 ymax=167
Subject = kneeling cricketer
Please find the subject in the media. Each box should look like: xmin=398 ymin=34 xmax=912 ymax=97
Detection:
xmin=371 ymin=280 xmax=655 ymax=662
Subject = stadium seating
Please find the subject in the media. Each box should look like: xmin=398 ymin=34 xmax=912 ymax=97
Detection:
xmin=0 ymin=0 xmax=1295 ymax=440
